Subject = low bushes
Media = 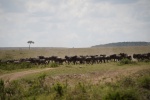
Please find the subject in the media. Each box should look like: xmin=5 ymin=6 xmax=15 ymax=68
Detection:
xmin=0 ymin=62 xmax=35 ymax=70
xmin=1 ymin=66 xmax=150 ymax=100
xmin=0 ymin=79 xmax=5 ymax=100
xmin=50 ymin=62 xmax=59 ymax=68
xmin=119 ymin=58 xmax=137 ymax=65
xmin=138 ymin=75 xmax=150 ymax=90
xmin=104 ymin=89 xmax=138 ymax=100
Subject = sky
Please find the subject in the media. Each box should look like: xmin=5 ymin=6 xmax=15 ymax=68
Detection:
xmin=0 ymin=0 xmax=150 ymax=48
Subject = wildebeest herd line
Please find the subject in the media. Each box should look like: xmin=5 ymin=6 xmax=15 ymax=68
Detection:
xmin=0 ymin=53 xmax=150 ymax=65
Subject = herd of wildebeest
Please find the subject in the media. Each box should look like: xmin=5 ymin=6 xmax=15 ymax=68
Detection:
xmin=0 ymin=53 xmax=150 ymax=65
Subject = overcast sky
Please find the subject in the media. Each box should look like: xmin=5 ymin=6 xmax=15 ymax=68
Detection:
xmin=0 ymin=0 xmax=150 ymax=47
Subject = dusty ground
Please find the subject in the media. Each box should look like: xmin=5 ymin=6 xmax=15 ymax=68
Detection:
xmin=0 ymin=68 xmax=53 ymax=81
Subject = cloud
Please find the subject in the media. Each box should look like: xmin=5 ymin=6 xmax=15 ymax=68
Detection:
xmin=0 ymin=0 xmax=26 ymax=12
xmin=91 ymin=0 xmax=138 ymax=4
xmin=0 ymin=0 xmax=150 ymax=47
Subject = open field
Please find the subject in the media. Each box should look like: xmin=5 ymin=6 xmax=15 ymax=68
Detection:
xmin=0 ymin=62 xmax=150 ymax=100
xmin=0 ymin=46 xmax=150 ymax=100
xmin=0 ymin=46 xmax=150 ymax=59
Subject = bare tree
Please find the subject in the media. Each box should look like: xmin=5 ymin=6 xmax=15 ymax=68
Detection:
xmin=27 ymin=41 xmax=34 ymax=50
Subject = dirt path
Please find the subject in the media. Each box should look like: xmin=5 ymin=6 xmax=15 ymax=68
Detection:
xmin=0 ymin=68 xmax=53 ymax=81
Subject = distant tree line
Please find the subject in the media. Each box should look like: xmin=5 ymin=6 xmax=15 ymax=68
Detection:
xmin=92 ymin=42 xmax=150 ymax=47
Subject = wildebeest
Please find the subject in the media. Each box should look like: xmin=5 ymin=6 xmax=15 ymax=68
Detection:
xmin=133 ymin=53 xmax=150 ymax=61
xmin=0 ymin=52 xmax=149 ymax=66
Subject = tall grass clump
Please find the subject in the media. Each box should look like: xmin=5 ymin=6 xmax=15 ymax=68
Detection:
xmin=66 ymin=82 xmax=90 ymax=100
xmin=143 ymin=59 xmax=150 ymax=63
xmin=138 ymin=75 xmax=150 ymax=90
xmin=50 ymin=62 xmax=59 ymax=67
xmin=0 ymin=79 xmax=5 ymax=100
xmin=53 ymin=83 xmax=66 ymax=97
xmin=26 ymin=73 xmax=47 ymax=96
xmin=119 ymin=58 xmax=137 ymax=65
xmin=4 ymin=80 xmax=25 ymax=100
xmin=103 ymin=88 xmax=138 ymax=100
xmin=119 ymin=77 xmax=135 ymax=87
xmin=0 ymin=62 xmax=35 ymax=71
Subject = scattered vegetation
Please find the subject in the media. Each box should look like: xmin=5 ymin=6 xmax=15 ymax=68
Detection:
xmin=104 ymin=88 xmax=138 ymax=100
xmin=0 ymin=79 xmax=5 ymax=100
xmin=0 ymin=47 xmax=150 ymax=99
xmin=143 ymin=59 xmax=150 ymax=63
xmin=0 ymin=68 xmax=150 ymax=100
xmin=119 ymin=58 xmax=137 ymax=65
xmin=138 ymin=75 xmax=150 ymax=90
xmin=0 ymin=62 xmax=35 ymax=71
xmin=50 ymin=62 xmax=59 ymax=68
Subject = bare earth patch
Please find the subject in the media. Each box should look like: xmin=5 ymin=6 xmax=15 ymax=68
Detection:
xmin=0 ymin=68 xmax=53 ymax=81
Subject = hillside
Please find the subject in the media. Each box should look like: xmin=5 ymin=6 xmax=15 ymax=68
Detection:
xmin=92 ymin=42 xmax=150 ymax=47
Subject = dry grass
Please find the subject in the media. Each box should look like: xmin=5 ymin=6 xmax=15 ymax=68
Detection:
xmin=0 ymin=47 xmax=150 ymax=100
xmin=0 ymin=46 xmax=150 ymax=59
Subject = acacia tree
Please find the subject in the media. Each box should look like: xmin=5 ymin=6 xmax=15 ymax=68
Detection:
xmin=27 ymin=41 xmax=34 ymax=50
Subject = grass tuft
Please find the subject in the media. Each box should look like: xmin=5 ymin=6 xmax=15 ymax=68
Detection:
xmin=50 ymin=62 xmax=59 ymax=68
xmin=138 ymin=75 xmax=150 ymax=90
xmin=104 ymin=88 xmax=138 ymax=100
xmin=119 ymin=58 xmax=137 ymax=65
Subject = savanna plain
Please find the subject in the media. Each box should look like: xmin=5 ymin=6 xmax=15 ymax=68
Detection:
xmin=0 ymin=46 xmax=150 ymax=100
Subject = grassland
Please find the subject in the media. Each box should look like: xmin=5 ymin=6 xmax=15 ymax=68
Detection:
xmin=0 ymin=62 xmax=150 ymax=100
xmin=0 ymin=46 xmax=150 ymax=59
xmin=0 ymin=46 xmax=150 ymax=100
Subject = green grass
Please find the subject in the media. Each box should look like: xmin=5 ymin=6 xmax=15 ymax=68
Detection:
xmin=1 ymin=69 xmax=150 ymax=100
xmin=22 ymin=62 xmax=117 ymax=79
xmin=0 ymin=47 xmax=150 ymax=99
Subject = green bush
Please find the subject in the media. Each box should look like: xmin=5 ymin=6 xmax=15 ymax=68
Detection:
xmin=66 ymin=82 xmax=89 ymax=100
xmin=0 ymin=62 xmax=35 ymax=70
xmin=119 ymin=77 xmax=135 ymax=87
xmin=104 ymin=89 xmax=138 ymax=100
xmin=120 ymin=58 xmax=132 ymax=64
xmin=143 ymin=59 xmax=150 ymax=63
xmin=138 ymin=76 xmax=150 ymax=90
xmin=5 ymin=80 xmax=24 ymax=100
xmin=27 ymin=74 xmax=47 ymax=96
xmin=50 ymin=62 xmax=59 ymax=67
xmin=53 ymin=82 xmax=66 ymax=97
xmin=0 ymin=79 xmax=5 ymax=100
xmin=119 ymin=58 xmax=135 ymax=65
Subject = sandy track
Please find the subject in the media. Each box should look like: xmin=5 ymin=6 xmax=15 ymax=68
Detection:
xmin=0 ymin=68 xmax=53 ymax=81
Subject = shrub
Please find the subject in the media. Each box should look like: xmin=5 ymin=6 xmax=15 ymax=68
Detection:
xmin=138 ymin=76 xmax=150 ymax=90
xmin=0 ymin=62 xmax=35 ymax=70
xmin=5 ymin=80 xmax=24 ymax=99
xmin=50 ymin=62 xmax=59 ymax=67
xmin=143 ymin=59 xmax=150 ymax=63
xmin=120 ymin=58 xmax=132 ymax=64
xmin=66 ymin=82 xmax=89 ymax=100
xmin=0 ymin=79 xmax=5 ymax=100
xmin=119 ymin=58 xmax=137 ymax=65
xmin=119 ymin=77 xmax=135 ymax=87
xmin=53 ymin=83 xmax=66 ymax=97
xmin=104 ymin=89 xmax=138 ymax=100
